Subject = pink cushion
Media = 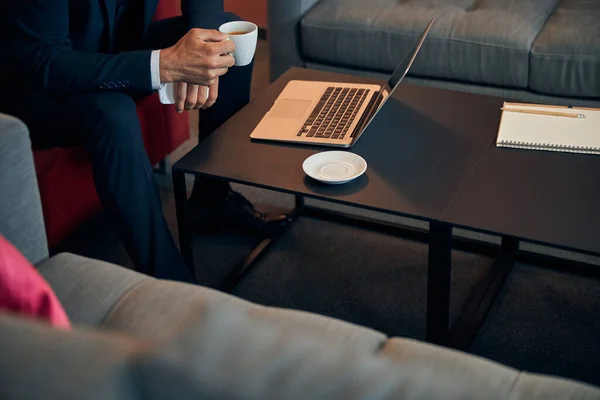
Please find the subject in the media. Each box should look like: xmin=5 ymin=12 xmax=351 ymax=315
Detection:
xmin=0 ymin=236 xmax=71 ymax=329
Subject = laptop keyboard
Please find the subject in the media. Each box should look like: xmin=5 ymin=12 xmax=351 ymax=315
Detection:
xmin=297 ymin=87 xmax=370 ymax=140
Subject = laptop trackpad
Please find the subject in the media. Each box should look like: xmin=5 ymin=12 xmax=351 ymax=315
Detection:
xmin=269 ymin=99 xmax=312 ymax=119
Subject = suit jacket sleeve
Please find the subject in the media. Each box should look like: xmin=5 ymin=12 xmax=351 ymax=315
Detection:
xmin=9 ymin=0 xmax=153 ymax=94
xmin=181 ymin=0 xmax=225 ymax=29
xmin=142 ymin=0 xmax=226 ymax=50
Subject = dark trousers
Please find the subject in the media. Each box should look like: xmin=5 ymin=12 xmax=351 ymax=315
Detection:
xmin=2 ymin=18 xmax=253 ymax=282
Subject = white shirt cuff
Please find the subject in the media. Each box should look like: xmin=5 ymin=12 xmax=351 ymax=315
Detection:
xmin=150 ymin=50 xmax=163 ymax=90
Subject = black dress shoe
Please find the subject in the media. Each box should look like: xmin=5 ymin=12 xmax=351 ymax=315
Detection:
xmin=192 ymin=191 xmax=291 ymax=236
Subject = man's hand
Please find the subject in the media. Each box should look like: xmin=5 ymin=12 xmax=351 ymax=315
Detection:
xmin=204 ymin=78 xmax=219 ymax=109
xmin=174 ymin=77 xmax=219 ymax=113
xmin=160 ymin=29 xmax=235 ymax=86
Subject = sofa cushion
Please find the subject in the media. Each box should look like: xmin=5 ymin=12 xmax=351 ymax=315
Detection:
xmin=37 ymin=253 xmax=148 ymax=327
xmin=301 ymin=0 xmax=558 ymax=89
xmin=102 ymin=276 xmax=388 ymax=352
xmin=38 ymin=253 xmax=387 ymax=351
xmin=530 ymin=0 xmax=600 ymax=99
xmin=379 ymin=337 xmax=600 ymax=398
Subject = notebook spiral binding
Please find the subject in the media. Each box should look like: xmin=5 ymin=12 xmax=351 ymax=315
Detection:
xmin=497 ymin=140 xmax=600 ymax=154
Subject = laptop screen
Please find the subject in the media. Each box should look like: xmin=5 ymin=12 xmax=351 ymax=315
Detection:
xmin=353 ymin=18 xmax=435 ymax=142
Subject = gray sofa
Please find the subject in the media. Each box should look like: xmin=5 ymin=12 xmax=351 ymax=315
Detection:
xmin=269 ymin=0 xmax=600 ymax=107
xmin=1 ymin=112 xmax=599 ymax=399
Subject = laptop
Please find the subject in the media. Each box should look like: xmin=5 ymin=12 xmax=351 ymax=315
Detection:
xmin=250 ymin=18 xmax=435 ymax=148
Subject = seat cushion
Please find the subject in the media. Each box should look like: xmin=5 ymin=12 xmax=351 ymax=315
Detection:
xmin=530 ymin=0 xmax=600 ymax=98
xmin=102 ymin=276 xmax=388 ymax=352
xmin=301 ymin=0 xmax=558 ymax=88
xmin=38 ymin=253 xmax=387 ymax=352
xmin=37 ymin=253 xmax=148 ymax=327
xmin=379 ymin=338 xmax=600 ymax=398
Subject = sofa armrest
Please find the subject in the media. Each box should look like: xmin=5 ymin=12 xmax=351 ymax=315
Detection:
xmin=268 ymin=0 xmax=323 ymax=81
xmin=0 ymin=113 xmax=48 ymax=264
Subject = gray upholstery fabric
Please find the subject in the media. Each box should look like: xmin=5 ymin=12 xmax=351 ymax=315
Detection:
xmin=270 ymin=0 xmax=599 ymax=103
xmin=101 ymin=274 xmax=387 ymax=350
xmin=137 ymin=302 xmax=600 ymax=400
xmin=300 ymin=0 xmax=558 ymax=88
xmin=530 ymin=0 xmax=600 ymax=98
xmin=39 ymin=253 xmax=386 ymax=349
xmin=0 ymin=315 xmax=144 ymax=400
xmin=304 ymin=62 xmax=600 ymax=108
xmin=0 ymin=113 xmax=48 ymax=264
xmin=37 ymin=253 xmax=148 ymax=327
xmin=380 ymin=338 xmax=600 ymax=399
xmin=3 ymin=254 xmax=600 ymax=398
xmin=268 ymin=0 xmax=322 ymax=81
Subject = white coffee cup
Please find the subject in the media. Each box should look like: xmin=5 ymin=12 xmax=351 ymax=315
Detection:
xmin=219 ymin=21 xmax=258 ymax=67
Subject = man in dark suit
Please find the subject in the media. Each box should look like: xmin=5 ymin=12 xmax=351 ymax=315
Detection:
xmin=0 ymin=0 xmax=288 ymax=283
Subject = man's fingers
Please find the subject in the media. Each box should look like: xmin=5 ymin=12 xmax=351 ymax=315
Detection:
xmin=221 ymin=54 xmax=236 ymax=68
xmin=192 ymin=28 xmax=228 ymax=42
xmin=206 ymin=55 xmax=235 ymax=70
xmin=208 ymin=39 xmax=236 ymax=56
xmin=212 ymin=67 xmax=230 ymax=78
xmin=203 ymin=78 xmax=219 ymax=109
xmin=185 ymin=84 xmax=199 ymax=111
xmin=194 ymin=86 xmax=209 ymax=110
xmin=175 ymin=82 xmax=187 ymax=113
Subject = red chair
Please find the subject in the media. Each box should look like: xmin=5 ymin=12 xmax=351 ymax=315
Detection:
xmin=34 ymin=0 xmax=189 ymax=248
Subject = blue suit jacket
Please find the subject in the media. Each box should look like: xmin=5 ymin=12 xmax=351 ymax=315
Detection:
xmin=4 ymin=0 xmax=224 ymax=95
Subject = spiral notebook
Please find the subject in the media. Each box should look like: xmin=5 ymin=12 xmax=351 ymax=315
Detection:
xmin=496 ymin=102 xmax=600 ymax=155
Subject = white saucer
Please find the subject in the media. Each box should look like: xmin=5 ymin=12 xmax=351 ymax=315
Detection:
xmin=303 ymin=151 xmax=367 ymax=184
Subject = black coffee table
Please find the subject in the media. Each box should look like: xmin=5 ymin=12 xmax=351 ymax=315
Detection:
xmin=172 ymin=68 xmax=600 ymax=348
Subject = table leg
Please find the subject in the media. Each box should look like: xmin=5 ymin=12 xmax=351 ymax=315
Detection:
xmin=295 ymin=195 xmax=305 ymax=210
xmin=427 ymin=221 xmax=453 ymax=345
xmin=172 ymin=169 xmax=195 ymax=278
xmin=501 ymin=236 xmax=520 ymax=260
xmin=449 ymin=236 xmax=519 ymax=350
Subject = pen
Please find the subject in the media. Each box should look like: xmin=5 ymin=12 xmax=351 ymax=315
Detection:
xmin=501 ymin=108 xmax=586 ymax=119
